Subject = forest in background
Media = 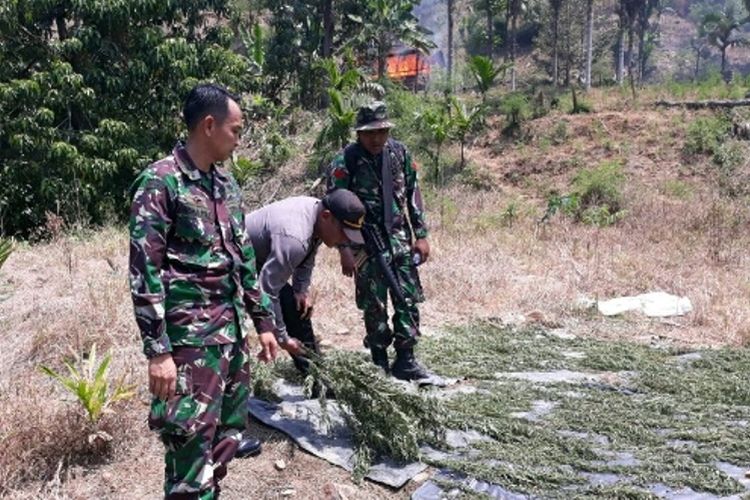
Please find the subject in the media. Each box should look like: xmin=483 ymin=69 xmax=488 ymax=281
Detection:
xmin=2 ymin=0 xmax=750 ymax=239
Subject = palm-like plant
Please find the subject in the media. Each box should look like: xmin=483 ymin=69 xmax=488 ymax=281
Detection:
xmin=316 ymin=57 xmax=363 ymax=93
xmin=467 ymin=55 xmax=510 ymax=103
xmin=450 ymin=97 xmax=483 ymax=170
xmin=40 ymin=344 xmax=135 ymax=423
xmin=314 ymin=89 xmax=357 ymax=152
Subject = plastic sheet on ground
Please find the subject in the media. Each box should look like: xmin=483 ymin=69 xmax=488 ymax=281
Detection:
xmin=248 ymin=379 xmax=428 ymax=488
xmin=597 ymin=291 xmax=693 ymax=317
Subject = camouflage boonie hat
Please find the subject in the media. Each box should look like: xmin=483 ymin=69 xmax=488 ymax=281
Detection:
xmin=354 ymin=101 xmax=394 ymax=131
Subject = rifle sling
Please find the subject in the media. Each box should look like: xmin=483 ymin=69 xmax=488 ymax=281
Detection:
xmin=381 ymin=143 xmax=394 ymax=234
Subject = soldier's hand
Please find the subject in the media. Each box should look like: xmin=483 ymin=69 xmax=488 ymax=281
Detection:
xmin=149 ymin=354 xmax=177 ymax=400
xmin=339 ymin=246 xmax=356 ymax=277
xmin=294 ymin=292 xmax=313 ymax=320
xmin=281 ymin=337 xmax=304 ymax=356
xmin=257 ymin=332 xmax=279 ymax=363
xmin=413 ymin=238 xmax=430 ymax=264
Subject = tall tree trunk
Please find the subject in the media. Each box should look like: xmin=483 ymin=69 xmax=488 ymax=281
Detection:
xmin=584 ymin=0 xmax=593 ymax=90
xmin=694 ymin=50 xmax=700 ymax=81
xmin=448 ymin=0 xmax=454 ymax=81
xmin=55 ymin=12 xmax=68 ymax=41
xmin=322 ymin=0 xmax=333 ymax=58
xmin=377 ymin=37 xmax=386 ymax=80
xmin=616 ymin=13 xmax=625 ymax=85
xmin=552 ymin=4 xmax=560 ymax=87
xmin=486 ymin=0 xmax=494 ymax=57
xmin=638 ymin=14 xmax=647 ymax=83
xmin=509 ymin=0 xmax=518 ymax=90
xmin=721 ymin=46 xmax=727 ymax=75
xmin=627 ymin=26 xmax=636 ymax=98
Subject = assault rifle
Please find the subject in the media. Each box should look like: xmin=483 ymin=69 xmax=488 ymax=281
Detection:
xmin=360 ymin=224 xmax=421 ymax=336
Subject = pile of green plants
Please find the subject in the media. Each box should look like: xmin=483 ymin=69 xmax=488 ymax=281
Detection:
xmin=305 ymin=351 xmax=447 ymax=479
xmin=416 ymin=322 xmax=750 ymax=497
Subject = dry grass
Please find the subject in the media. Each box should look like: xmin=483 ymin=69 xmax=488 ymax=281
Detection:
xmin=2 ymin=92 xmax=750 ymax=497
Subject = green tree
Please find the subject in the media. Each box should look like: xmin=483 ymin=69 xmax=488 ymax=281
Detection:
xmin=549 ymin=0 xmax=564 ymax=87
xmin=702 ymin=3 xmax=748 ymax=79
xmin=0 ymin=1 xmax=255 ymax=237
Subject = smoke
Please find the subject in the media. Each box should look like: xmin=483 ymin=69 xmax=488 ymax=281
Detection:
xmin=414 ymin=0 xmax=448 ymax=65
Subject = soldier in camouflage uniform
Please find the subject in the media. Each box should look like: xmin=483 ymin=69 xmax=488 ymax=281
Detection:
xmin=325 ymin=101 xmax=432 ymax=381
xmin=129 ymin=84 xmax=278 ymax=500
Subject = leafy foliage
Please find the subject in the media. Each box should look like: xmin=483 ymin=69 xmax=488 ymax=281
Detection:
xmin=0 ymin=1 xmax=257 ymax=236
xmin=499 ymin=92 xmax=531 ymax=134
xmin=467 ymin=55 xmax=510 ymax=102
xmin=39 ymin=344 xmax=135 ymax=423
xmin=543 ymin=161 xmax=627 ymax=227
xmin=304 ymin=351 xmax=446 ymax=480
xmin=684 ymin=115 xmax=731 ymax=156
xmin=0 ymin=238 xmax=14 ymax=271
xmin=450 ymin=97 xmax=484 ymax=170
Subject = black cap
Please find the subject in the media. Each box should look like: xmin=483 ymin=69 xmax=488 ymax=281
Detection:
xmin=354 ymin=101 xmax=394 ymax=131
xmin=322 ymin=189 xmax=366 ymax=245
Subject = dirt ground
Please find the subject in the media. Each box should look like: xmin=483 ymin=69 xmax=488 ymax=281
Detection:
xmin=2 ymin=88 xmax=750 ymax=499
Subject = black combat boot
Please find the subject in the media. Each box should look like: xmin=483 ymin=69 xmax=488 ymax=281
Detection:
xmin=391 ymin=348 xmax=431 ymax=381
xmin=235 ymin=437 xmax=262 ymax=458
xmin=370 ymin=346 xmax=390 ymax=373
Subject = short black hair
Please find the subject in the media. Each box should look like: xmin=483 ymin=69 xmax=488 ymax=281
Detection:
xmin=183 ymin=84 xmax=240 ymax=131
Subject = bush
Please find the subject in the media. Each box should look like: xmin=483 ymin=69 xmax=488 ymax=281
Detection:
xmin=712 ymin=139 xmax=746 ymax=172
xmin=498 ymin=92 xmax=531 ymax=135
xmin=684 ymin=115 xmax=731 ymax=156
xmin=542 ymin=161 xmax=626 ymax=227
xmin=571 ymin=161 xmax=625 ymax=217
xmin=0 ymin=2 xmax=258 ymax=237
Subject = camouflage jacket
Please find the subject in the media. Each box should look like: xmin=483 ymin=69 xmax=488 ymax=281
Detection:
xmin=129 ymin=143 xmax=275 ymax=359
xmin=325 ymin=138 xmax=428 ymax=254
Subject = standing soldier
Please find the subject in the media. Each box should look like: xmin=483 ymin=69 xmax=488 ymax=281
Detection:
xmin=325 ymin=101 xmax=432 ymax=381
xmin=129 ymin=84 xmax=278 ymax=499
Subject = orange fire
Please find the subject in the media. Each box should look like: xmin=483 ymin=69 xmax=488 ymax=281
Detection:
xmin=386 ymin=52 xmax=430 ymax=79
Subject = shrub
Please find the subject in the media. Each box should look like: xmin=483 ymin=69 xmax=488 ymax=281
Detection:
xmin=232 ymin=157 xmax=265 ymax=187
xmin=0 ymin=2 xmax=258 ymax=237
xmin=684 ymin=115 xmax=731 ymax=156
xmin=499 ymin=92 xmax=531 ymax=135
xmin=543 ymin=162 xmax=626 ymax=227
xmin=571 ymin=161 xmax=626 ymax=219
xmin=712 ymin=139 xmax=746 ymax=172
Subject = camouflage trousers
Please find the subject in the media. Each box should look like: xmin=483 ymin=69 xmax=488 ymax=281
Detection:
xmin=148 ymin=340 xmax=250 ymax=500
xmin=355 ymin=250 xmax=424 ymax=350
